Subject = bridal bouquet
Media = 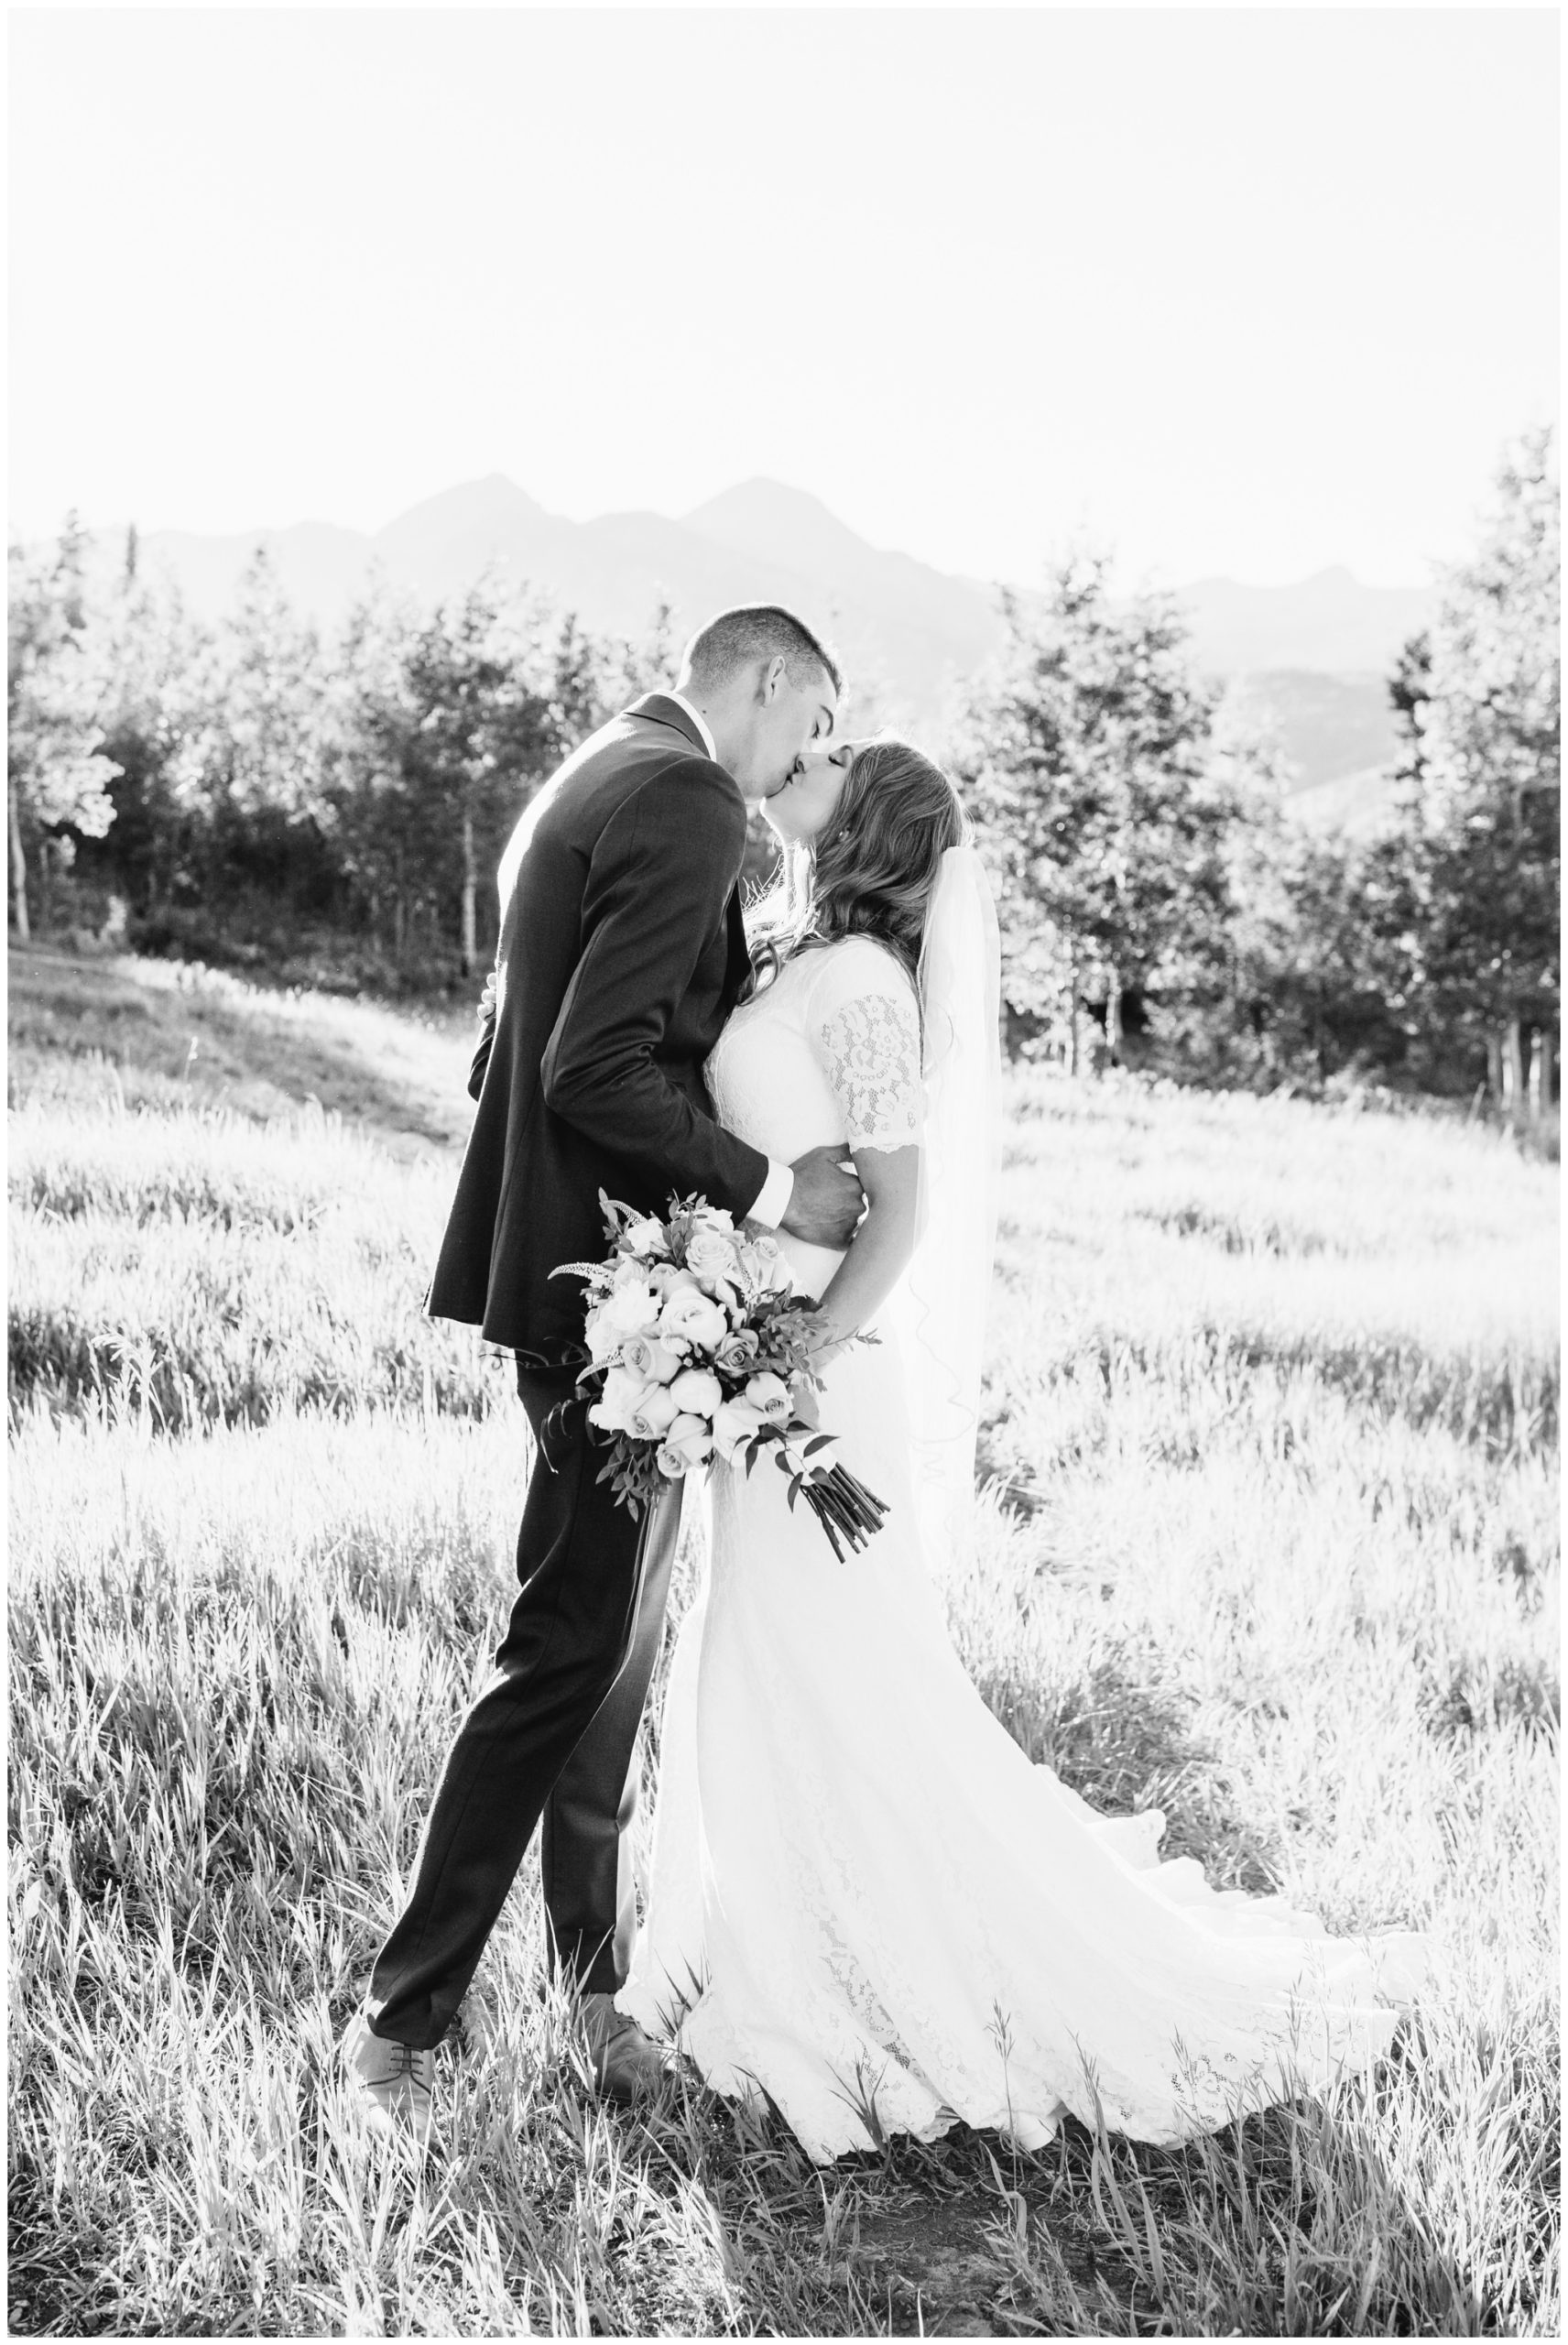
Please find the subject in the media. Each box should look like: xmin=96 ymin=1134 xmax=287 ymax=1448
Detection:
xmin=552 ymin=1193 xmax=887 ymax=1559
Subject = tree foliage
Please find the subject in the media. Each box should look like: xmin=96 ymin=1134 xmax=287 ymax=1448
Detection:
xmin=19 ymin=530 xmax=645 ymax=984
xmin=957 ymin=556 xmax=1257 ymax=1066
xmin=93 ymin=557 xmax=223 ymax=917
xmin=7 ymin=520 xmax=124 ymax=939
xmin=1400 ymin=430 xmax=1559 ymax=1060
xmin=322 ymin=580 xmax=569 ymax=971
xmin=1310 ymin=428 xmax=1563 ymax=1118
xmin=11 ymin=433 xmax=1558 ymax=1121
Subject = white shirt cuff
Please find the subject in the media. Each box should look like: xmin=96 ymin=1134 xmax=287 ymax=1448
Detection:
xmin=749 ymin=1159 xmax=794 ymax=1229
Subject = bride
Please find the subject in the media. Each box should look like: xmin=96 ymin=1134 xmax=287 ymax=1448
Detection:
xmin=616 ymin=736 xmax=1428 ymax=2163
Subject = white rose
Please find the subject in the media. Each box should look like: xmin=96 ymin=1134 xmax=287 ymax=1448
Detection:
xmin=656 ymin=1407 xmax=712 ymax=1463
xmin=710 ymin=1395 xmax=767 ymax=1461
xmin=664 ymin=1412 xmax=713 ymax=1467
xmin=589 ymin=1366 xmax=649 ymax=1435
xmin=627 ymin=1384 xmax=681 ymax=1440
xmin=688 ymin=1203 xmax=736 ymax=1237
xmin=668 ymin=1367 xmax=723 ymax=1422
xmin=737 ymin=1235 xmax=789 ymax=1293
xmin=622 ymin=1334 xmax=685 ymax=1384
xmin=654 ymin=1423 xmax=713 ymax=1479
xmin=659 ymin=1286 xmax=730 ymax=1350
xmin=744 ymin=1370 xmax=792 ymax=1423
xmin=602 ymin=1279 xmax=663 ymax=1338
xmin=686 ymin=1227 xmax=744 ymax=1296
xmin=622 ymin=1215 xmax=671 ymax=1260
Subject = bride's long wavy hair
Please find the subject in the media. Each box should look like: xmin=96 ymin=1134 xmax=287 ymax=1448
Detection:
xmin=743 ymin=738 xmax=965 ymax=999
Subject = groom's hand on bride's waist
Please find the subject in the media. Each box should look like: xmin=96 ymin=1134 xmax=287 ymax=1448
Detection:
xmin=778 ymin=1144 xmax=865 ymax=1249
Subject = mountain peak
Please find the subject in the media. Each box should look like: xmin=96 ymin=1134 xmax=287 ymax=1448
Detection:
xmin=685 ymin=475 xmax=844 ymax=527
xmin=376 ymin=474 xmax=550 ymax=542
xmin=682 ymin=476 xmax=877 ymax=569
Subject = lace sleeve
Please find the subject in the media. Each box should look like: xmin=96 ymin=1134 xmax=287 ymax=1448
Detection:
xmin=815 ymin=946 xmax=923 ymax=1151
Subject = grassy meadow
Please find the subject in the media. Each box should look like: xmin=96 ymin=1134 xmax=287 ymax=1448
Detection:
xmin=7 ymin=941 xmax=1560 ymax=2337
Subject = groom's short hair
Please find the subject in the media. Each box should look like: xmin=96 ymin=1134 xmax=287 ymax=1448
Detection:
xmin=682 ymin=605 xmax=843 ymax=699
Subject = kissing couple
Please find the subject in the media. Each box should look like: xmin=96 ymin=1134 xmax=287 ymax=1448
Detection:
xmin=343 ymin=605 xmax=1426 ymax=2162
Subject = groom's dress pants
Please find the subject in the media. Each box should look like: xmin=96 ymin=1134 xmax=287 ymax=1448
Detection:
xmin=366 ymin=1364 xmax=682 ymax=2051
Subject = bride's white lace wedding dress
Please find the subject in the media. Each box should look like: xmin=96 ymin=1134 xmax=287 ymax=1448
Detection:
xmin=616 ymin=933 xmax=1428 ymax=2161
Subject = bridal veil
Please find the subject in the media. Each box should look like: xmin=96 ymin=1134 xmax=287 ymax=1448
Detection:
xmin=893 ymin=840 xmax=1004 ymax=1567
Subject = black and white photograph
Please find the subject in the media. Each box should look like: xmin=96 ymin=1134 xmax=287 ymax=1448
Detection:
xmin=7 ymin=4 xmax=1559 ymax=2335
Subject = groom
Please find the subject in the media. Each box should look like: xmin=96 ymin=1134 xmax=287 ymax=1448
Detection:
xmin=343 ymin=605 xmax=863 ymax=2130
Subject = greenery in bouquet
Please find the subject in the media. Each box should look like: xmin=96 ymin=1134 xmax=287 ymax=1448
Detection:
xmin=551 ymin=1192 xmax=887 ymax=1558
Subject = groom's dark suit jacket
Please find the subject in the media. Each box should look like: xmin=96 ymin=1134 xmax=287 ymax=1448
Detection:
xmin=427 ymin=694 xmax=772 ymax=1360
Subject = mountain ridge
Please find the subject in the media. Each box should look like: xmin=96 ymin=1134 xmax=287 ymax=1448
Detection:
xmin=81 ymin=474 xmax=1433 ymax=801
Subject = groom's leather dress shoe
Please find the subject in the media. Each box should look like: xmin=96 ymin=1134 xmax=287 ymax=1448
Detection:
xmin=342 ymin=2010 xmax=437 ymax=2140
xmin=580 ymin=1992 xmax=675 ymax=2104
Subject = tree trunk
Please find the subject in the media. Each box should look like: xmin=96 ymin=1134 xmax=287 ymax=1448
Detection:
xmin=1527 ymin=1027 xmax=1555 ymax=1123
xmin=8 ymin=779 xmax=29 ymax=944
xmin=1105 ymin=962 xmax=1123 ymax=1065
xmin=1486 ymin=1031 xmax=1504 ymax=1108
xmin=1503 ymin=1016 xmax=1527 ymax=1131
xmin=1314 ymin=981 xmax=1327 ymax=1082
xmin=461 ymin=807 xmax=477 ymax=978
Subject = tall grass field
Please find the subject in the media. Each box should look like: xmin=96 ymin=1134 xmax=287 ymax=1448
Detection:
xmin=7 ymin=943 xmax=1560 ymax=2337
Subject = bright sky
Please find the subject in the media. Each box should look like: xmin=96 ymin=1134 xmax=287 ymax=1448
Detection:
xmin=8 ymin=5 xmax=1559 ymax=587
